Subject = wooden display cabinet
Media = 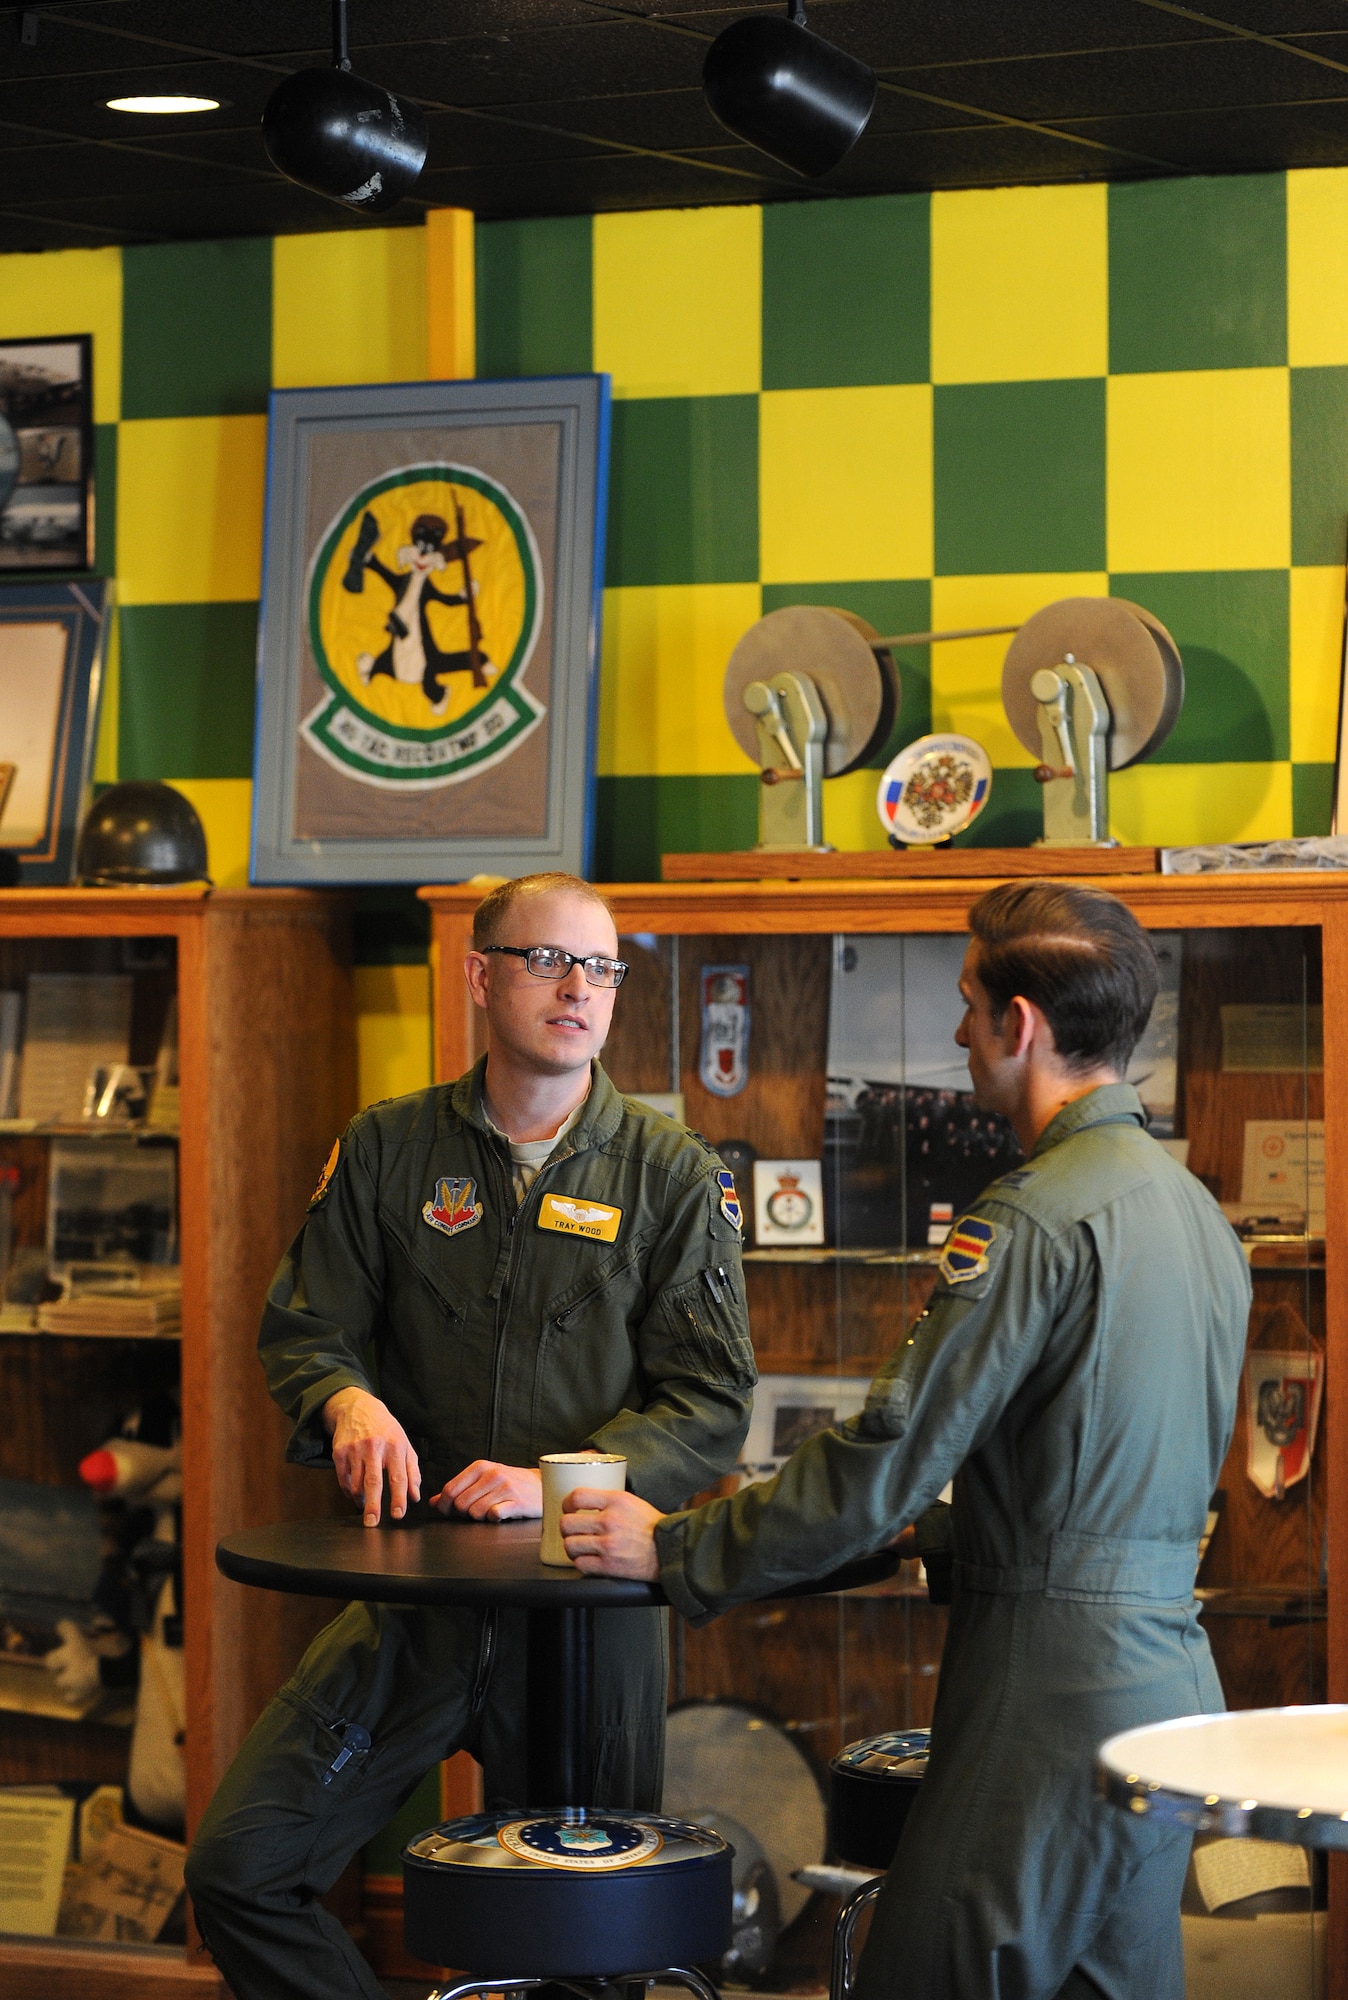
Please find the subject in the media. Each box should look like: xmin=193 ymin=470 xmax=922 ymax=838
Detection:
xmin=425 ymin=874 xmax=1348 ymax=1994
xmin=0 ymin=888 xmax=355 ymax=2000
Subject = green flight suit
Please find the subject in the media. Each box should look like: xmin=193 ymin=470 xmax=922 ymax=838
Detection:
xmin=186 ymin=1058 xmax=753 ymax=2000
xmin=655 ymin=1085 xmax=1251 ymax=2000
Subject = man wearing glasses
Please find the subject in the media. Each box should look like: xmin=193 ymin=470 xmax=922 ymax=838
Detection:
xmin=186 ymin=872 xmax=754 ymax=2000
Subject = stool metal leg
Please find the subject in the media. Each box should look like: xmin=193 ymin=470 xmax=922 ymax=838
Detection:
xmin=830 ymin=1877 xmax=884 ymax=2000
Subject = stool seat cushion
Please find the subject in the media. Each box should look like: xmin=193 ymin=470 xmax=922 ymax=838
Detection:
xmin=829 ymin=1730 xmax=930 ymax=1871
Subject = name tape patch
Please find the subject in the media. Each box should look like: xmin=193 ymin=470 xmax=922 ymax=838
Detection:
xmin=938 ymin=1215 xmax=996 ymax=1285
xmin=538 ymin=1193 xmax=623 ymax=1242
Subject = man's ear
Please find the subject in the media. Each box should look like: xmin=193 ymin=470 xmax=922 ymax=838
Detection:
xmin=463 ymin=951 xmax=491 ymax=1012
xmin=1005 ymin=994 xmax=1039 ymax=1060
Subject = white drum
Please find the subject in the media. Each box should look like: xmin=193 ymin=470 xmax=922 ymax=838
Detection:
xmin=1098 ymin=1705 xmax=1348 ymax=1850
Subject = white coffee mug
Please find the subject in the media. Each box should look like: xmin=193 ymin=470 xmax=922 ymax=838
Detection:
xmin=540 ymin=1453 xmax=627 ymax=1567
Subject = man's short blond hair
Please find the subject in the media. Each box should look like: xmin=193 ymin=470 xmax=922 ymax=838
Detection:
xmin=471 ymin=873 xmax=613 ymax=950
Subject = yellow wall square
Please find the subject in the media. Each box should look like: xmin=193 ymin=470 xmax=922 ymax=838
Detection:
xmin=929 ymin=573 xmax=1108 ymax=765
xmin=165 ymin=777 xmax=253 ymax=886
xmin=1109 ymin=761 xmax=1292 ymax=844
xmin=824 ymin=768 xmax=891 ymax=852
xmin=117 ymin=416 xmax=267 ymax=604
xmin=355 ymin=963 xmax=432 ymax=1108
xmin=273 ymin=227 xmax=428 ymax=389
xmin=0 ymin=246 xmax=121 ymax=423
xmin=1107 ymin=368 xmax=1290 ymax=572
xmin=1290 ymin=565 xmax=1344 ymax=763
xmin=599 ymin=582 xmax=760 ymax=776
xmin=593 ymin=207 xmax=760 ymax=398
xmin=1288 ymin=169 xmax=1348 ymax=367
xmin=932 ymin=184 xmax=1108 ymax=384
xmin=760 ymin=385 xmax=932 ymax=583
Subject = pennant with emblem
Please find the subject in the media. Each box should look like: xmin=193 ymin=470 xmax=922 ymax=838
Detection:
xmin=423 ymin=1175 xmax=484 ymax=1238
xmin=938 ymin=1215 xmax=996 ymax=1285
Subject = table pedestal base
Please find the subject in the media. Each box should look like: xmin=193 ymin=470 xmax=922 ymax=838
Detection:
xmin=429 ymin=1968 xmax=720 ymax=2000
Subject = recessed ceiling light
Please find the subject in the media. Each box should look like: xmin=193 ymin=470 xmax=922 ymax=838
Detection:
xmin=106 ymin=95 xmax=220 ymax=114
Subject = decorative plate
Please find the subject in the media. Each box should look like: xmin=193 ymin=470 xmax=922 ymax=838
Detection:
xmin=876 ymin=734 xmax=992 ymax=846
xmin=497 ymin=1815 xmax=665 ymax=1871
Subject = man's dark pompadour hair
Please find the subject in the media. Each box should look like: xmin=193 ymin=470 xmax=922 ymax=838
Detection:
xmin=966 ymin=881 xmax=1159 ymax=1076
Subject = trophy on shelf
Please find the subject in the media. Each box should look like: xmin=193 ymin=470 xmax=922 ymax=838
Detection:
xmin=720 ymin=596 xmax=1184 ymax=855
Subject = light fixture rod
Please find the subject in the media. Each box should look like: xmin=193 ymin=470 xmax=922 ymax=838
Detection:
xmin=332 ymin=0 xmax=350 ymax=71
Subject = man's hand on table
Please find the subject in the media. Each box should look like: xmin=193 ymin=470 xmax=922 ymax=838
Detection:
xmin=560 ymin=1488 xmax=664 ymax=1580
xmin=432 ymin=1461 xmax=543 ymax=1521
xmin=323 ymin=1387 xmax=421 ymax=1526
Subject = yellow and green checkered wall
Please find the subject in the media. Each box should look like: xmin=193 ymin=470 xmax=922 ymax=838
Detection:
xmin=8 ymin=168 xmax=1348 ymax=1097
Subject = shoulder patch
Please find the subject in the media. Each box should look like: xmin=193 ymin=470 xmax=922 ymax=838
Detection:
xmin=715 ymin=1168 xmax=743 ymax=1232
xmin=309 ymin=1138 xmax=341 ymax=1209
xmin=938 ymin=1215 xmax=997 ymax=1285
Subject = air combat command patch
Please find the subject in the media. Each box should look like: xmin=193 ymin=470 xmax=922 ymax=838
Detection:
xmin=423 ymin=1175 xmax=484 ymax=1238
xmin=715 ymin=1169 xmax=743 ymax=1232
xmin=938 ymin=1215 xmax=997 ymax=1285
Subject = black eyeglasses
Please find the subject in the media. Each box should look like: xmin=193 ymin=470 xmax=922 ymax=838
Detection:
xmin=483 ymin=945 xmax=629 ymax=989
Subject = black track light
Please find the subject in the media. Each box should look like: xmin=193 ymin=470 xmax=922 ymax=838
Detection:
xmin=263 ymin=0 xmax=428 ymax=214
xmin=703 ymin=0 xmax=876 ymax=179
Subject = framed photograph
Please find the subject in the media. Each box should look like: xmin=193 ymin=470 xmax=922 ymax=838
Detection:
xmin=752 ymin=1157 xmax=826 ymax=1247
xmin=0 ymin=336 xmax=93 ymax=572
xmin=251 ymin=375 xmax=610 ymax=884
xmin=0 ymin=579 xmax=108 ymax=883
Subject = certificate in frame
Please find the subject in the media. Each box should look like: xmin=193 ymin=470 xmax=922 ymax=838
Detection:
xmin=0 ymin=578 xmax=108 ymax=883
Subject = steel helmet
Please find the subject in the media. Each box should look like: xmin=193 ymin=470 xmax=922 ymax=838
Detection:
xmin=76 ymin=782 xmax=210 ymax=886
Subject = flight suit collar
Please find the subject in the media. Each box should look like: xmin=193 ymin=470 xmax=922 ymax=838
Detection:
xmin=449 ymin=1054 xmax=626 ymax=1155
xmin=1027 ymin=1081 xmax=1146 ymax=1160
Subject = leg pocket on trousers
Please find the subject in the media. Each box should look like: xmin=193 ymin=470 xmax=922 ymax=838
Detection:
xmin=279 ymin=1685 xmax=381 ymax=1795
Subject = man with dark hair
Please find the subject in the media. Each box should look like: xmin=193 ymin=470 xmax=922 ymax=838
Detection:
xmin=186 ymin=872 xmax=754 ymax=2000
xmin=564 ymin=882 xmax=1250 ymax=2000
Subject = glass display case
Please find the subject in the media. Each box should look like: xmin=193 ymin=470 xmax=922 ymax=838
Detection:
xmin=425 ymin=876 xmax=1344 ymax=1999
xmin=0 ymin=888 xmax=354 ymax=1999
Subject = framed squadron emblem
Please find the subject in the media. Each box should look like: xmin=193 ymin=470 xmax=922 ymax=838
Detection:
xmin=252 ymin=377 xmax=609 ymax=883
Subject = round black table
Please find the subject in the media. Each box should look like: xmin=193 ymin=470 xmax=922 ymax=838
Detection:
xmin=216 ymin=1516 xmax=898 ymax=1809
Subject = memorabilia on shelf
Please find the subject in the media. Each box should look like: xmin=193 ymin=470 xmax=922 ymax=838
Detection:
xmin=752 ymin=1158 xmax=825 ymax=1247
xmin=0 ymin=1791 xmax=75 ymax=1935
xmin=875 ymin=733 xmax=992 ymax=847
xmin=252 ymin=375 xmax=609 ymax=884
xmin=1237 ymin=1120 xmax=1325 ymax=1236
xmin=1164 ymin=835 xmax=1348 ymax=873
xmin=1245 ymin=1341 xmax=1324 ymax=1501
xmin=737 ymin=1371 xmax=870 ymax=1485
xmin=57 ymin=1820 xmax=186 ymax=1942
xmin=1125 ymin=932 xmax=1180 ymax=1137
xmin=826 ymin=933 xmax=1021 ymax=1247
xmin=0 ymin=1474 xmax=104 ymax=1719
xmin=699 ymin=964 xmax=750 ymax=1096
xmin=0 ymin=336 xmax=92 ymax=572
xmin=0 ymin=990 xmax=18 ymax=1114
xmin=17 ymin=971 xmax=131 ymax=1125
xmin=1220 ymin=1003 xmax=1323 ymax=1074
xmin=47 ymin=1139 xmax=178 ymax=1272
xmin=0 ymin=578 xmax=109 ymax=883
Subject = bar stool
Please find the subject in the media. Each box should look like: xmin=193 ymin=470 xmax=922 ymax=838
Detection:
xmin=826 ymin=1730 xmax=929 ymax=2000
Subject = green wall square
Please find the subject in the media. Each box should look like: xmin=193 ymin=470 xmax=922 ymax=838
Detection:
xmin=118 ymin=601 xmax=258 ymax=779
xmin=761 ymin=578 xmax=931 ymax=760
xmin=955 ymin=767 xmax=1043 ymax=848
xmin=1293 ymin=762 xmax=1335 ymax=836
xmin=606 ymin=395 xmax=757 ymax=588
xmin=594 ymin=774 xmax=758 ymax=880
xmin=1109 ymin=571 xmax=1288 ymax=762
xmin=1109 ymin=175 xmax=1286 ymax=375
xmin=122 ymin=240 xmax=272 ymax=420
xmin=477 ymin=216 xmax=592 ymax=379
xmin=762 ymin=193 xmax=929 ymax=391
xmin=934 ymin=379 xmax=1106 ymax=575
xmin=1292 ymin=367 xmax=1348 ymax=566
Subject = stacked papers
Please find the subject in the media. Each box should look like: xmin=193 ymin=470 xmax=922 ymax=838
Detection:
xmin=38 ymin=1285 xmax=181 ymax=1337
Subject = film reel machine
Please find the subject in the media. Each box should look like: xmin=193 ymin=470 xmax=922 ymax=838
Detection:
xmin=723 ymin=598 xmax=1185 ymax=851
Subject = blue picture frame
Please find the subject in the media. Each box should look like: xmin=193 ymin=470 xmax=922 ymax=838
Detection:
xmin=251 ymin=374 xmax=609 ymax=885
xmin=0 ymin=578 xmax=108 ymax=884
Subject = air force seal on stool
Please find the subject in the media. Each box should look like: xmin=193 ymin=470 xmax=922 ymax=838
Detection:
xmin=938 ymin=1215 xmax=996 ymax=1284
xmin=423 ymin=1175 xmax=484 ymax=1238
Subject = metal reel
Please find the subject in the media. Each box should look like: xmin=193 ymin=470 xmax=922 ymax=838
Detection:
xmin=724 ymin=607 xmax=899 ymax=778
xmin=1002 ymin=597 xmax=1183 ymax=772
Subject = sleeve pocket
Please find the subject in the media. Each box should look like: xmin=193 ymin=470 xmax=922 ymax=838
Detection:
xmin=662 ymin=1270 xmax=757 ymax=1391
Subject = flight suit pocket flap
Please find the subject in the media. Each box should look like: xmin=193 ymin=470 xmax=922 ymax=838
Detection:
xmin=658 ymin=1269 xmax=756 ymax=1390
